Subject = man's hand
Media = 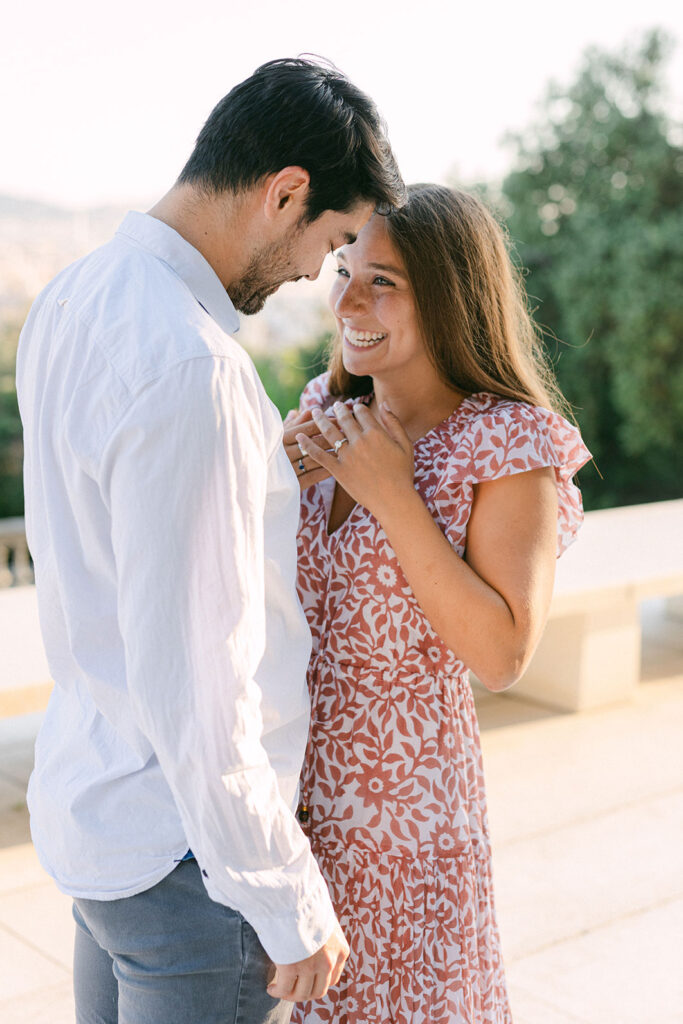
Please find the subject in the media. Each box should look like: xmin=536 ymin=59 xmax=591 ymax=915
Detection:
xmin=267 ymin=919 xmax=349 ymax=1002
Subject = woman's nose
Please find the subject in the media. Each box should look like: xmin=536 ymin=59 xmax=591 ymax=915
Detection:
xmin=334 ymin=281 xmax=365 ymax=317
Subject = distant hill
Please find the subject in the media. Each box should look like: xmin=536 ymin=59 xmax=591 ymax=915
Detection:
xmin=0 ymin=194 xmax=75 ymax=220
xmin=0 ymin=195 xmax=131 ymax=321
xmin=0 ymin=193 xmax=335 ymax=354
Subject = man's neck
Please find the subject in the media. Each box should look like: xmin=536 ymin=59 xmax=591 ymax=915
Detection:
xmin=147 ymin=184 xmax=253 ymax=291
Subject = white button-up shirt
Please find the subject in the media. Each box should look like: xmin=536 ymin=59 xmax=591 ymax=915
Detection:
xmin=16 ymin=211 xmax=336 ymax=964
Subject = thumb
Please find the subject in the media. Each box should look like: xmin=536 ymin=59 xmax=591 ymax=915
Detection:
xmin=380 ymin=401 xmax=411 ymax=448
xmin=284 ymin=408 xmax=314 ymax=427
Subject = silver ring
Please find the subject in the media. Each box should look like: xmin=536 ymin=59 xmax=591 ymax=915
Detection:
xmin=333 ymin=438 xmax=349 ymax=454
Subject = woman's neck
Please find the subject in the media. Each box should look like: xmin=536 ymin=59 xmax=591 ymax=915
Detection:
xmin=370 ymin=376 xmax=467 ymax=442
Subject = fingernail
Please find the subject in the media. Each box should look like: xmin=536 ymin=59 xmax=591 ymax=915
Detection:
xmin=295 ymin=434 xmax=308 ymax=452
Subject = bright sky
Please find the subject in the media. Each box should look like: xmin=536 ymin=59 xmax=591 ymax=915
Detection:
xmin=3 ymin=0 xmax=682 ymax=209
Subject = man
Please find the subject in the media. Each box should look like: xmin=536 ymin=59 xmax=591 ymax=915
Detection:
xmin=17 ymin=58 xmax=404 ymax=1024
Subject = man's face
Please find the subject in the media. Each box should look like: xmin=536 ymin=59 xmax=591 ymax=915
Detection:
xmin=229 ymin=201 xmax=374 ymax=315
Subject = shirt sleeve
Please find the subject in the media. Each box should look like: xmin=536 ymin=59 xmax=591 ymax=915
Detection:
xmin=100 ymin=355 xmax=336 ymax=964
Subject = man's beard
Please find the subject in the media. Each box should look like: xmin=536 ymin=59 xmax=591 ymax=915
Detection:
xmin=229 ymin=231 xmax=303 ymax=315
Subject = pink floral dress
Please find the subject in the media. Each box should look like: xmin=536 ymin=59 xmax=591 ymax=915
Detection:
xmin=292 ymin=374 xmax=591 ymax=1024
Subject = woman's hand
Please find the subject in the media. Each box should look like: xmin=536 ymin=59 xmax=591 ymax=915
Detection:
xmin=283 ymin=408 xmax=333 ymax=489
xmin=296 ymin=401 xmax=415 ymax=518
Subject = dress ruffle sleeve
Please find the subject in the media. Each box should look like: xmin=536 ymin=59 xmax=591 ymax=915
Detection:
xmin=459 ymin=396 xmax=592 ymax=556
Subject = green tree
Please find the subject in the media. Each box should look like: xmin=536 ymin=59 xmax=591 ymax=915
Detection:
xmin=0 ymin=318 xmax=23 ymax=518
xmin=500 ymin=29 xmax=683 ymax=509
xmin=252 ymin=332 xmax=331 ymax=418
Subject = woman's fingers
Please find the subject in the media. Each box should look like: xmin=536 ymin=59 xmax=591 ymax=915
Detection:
xmin=377 ymin=401 xmax=413 ymax=450
xmin=330 ymin=402 xmax=363 ymax=441
xmin=283 ymin=416 xmax=323 ymax=449
xmin=310 ymin=407 xmax=348 ymax=447
xmin=296 ymin=432 xmax=337 ymax=474
xmin=283 ymin=407 xmax=313 ymax=427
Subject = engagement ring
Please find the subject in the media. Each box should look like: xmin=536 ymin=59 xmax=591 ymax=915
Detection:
xmin=334 ymin=438 xmax=349 ymax=454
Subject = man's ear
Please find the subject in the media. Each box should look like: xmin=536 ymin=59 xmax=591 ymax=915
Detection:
xmin=263 ymin=167 xmax=310 ymax=222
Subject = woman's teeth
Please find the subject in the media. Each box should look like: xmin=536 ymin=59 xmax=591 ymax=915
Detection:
xmin=345 ymin=328 xmax=387 ymax=348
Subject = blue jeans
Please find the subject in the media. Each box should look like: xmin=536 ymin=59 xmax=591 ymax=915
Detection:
xmin=72 ymin=858 xmax=293 ymax=1024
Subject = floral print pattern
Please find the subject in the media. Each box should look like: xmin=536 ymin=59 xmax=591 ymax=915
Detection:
xmin=292 ymin=375 xmax=591 ymax=1024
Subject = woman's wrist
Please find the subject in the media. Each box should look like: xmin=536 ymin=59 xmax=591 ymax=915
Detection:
xmin=369 ymin=482 xmax=426 ymax=534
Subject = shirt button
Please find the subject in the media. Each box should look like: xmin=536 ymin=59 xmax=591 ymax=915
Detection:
xmin=297 ymin=804 xmax=310 ymax=824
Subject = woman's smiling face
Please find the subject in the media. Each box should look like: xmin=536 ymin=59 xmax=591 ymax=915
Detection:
xmin=329 ymin=214 xmax=434 ymax=385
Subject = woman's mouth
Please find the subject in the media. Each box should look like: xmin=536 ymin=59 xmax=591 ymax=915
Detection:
xmin=344 ymin=328 xmax=387 ymax=349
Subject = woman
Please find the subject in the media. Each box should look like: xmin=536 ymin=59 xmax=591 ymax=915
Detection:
xmin=284 ymin=185 xmax=591 ymax=1024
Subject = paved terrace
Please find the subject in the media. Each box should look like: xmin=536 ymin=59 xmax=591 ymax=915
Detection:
xmin=0 ymin=600 xmax=682 ymax=1022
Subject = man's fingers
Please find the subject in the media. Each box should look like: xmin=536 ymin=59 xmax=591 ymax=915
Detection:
xmin=267 ymin=920 xmax=349 ymax=1003
xmin=299 ymin=466 xmax=333 ymax=489
xmin=298 ymin=972 xmax=321 ymax=1001
xmin=330 ymin=951 xmax=346 ymax=988
xmin=267 ymin=967 xmax=322 ymax=1002
xmin=267 ymin=965 xmax=297 ymax=999
xmin=283 ymin=418 xmax=324 ymax=449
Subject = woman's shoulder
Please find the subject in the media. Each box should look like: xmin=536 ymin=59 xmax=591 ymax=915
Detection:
xmin=440 ymin=391 xmax=591 ymax=556
xmin=440 ymin=391 xmax=591 ymax=485
xmin=454 ymin=391 xmax=552 ymax=434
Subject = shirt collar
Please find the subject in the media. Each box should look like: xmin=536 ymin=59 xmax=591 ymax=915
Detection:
xmin=116 ymin=211 xmax=240 ymax=336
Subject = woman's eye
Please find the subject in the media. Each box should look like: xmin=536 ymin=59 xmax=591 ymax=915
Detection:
xmin=373 ymin=276 xmax=394 ymax=287
xmin=334 ymin=266 xmax=350 ymax=278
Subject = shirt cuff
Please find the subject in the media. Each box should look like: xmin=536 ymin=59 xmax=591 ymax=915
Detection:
xmin=243 ymin=880 xmax=338 ymax=965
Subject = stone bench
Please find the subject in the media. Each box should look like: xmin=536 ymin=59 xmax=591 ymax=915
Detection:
xmin=0 ymin=585 xmax=52 ymax=718
xmin=2 ymin=499 xmax=682 ymax=718
xmin=512 ymin=498 xmax=683 ymax=712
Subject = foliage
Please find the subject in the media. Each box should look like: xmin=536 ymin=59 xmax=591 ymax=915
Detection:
xmin=0 ymin=319 xmax=23 ymax=518
xmin=251 ymin=333 xmax=332 ymax=418
xmin=1 ymin=31 xmax=681 ymax=518
xmin=499 ymin=29 xmax=683 ymax=508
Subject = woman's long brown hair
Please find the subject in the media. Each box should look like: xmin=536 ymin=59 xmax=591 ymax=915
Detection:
xmin=327 ymin=184 xmax=567 ymax=414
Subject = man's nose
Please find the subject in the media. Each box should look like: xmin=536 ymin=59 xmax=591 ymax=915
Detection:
xmin=305 ymin=265 xmax=322 ymax=282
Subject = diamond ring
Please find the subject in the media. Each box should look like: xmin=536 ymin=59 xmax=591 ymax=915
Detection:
xmin=333 ymin=438 xmax=349 ymax=454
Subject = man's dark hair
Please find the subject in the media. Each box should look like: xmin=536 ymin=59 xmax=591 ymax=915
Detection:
xmin=178 ymin=57 xmax=405 ymax=221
